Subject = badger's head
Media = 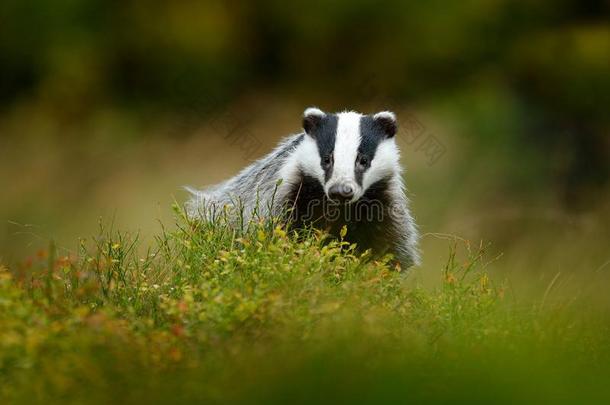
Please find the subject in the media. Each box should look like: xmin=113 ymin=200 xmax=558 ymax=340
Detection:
xmin=299 ymin=107 xmax=400 ymax=203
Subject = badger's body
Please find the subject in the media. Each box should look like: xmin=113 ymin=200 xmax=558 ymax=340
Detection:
xmin=186 ymin=108 xmax=420 ymax=268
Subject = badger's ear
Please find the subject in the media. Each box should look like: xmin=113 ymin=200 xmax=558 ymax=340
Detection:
xmin=373 ymin=111 xmax=397 ymax=138
xmin=302 ymin=107 xmax=326 ymax=135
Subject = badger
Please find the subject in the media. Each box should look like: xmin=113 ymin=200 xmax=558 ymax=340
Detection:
xmin=186 ymin=108 xmax=420 ymax=268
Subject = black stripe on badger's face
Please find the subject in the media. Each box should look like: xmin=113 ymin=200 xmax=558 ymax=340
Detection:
xmin=303 ymin=112 xmax=338 ymax=182
xmin=355 ymin=115 xmax=389 ymax=186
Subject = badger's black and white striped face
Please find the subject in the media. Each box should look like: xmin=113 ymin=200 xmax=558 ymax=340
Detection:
xmin=298 ymin=108 xmax=401 ymax=203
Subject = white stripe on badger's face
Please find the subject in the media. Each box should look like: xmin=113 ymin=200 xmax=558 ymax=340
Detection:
xmin=278 ymin=134 xmax=325 ymax=192
xmin=362 ymin=139 xmax=401 ymax=192
xmin=326 ymin=112 xmax=363 ymax=201
xmin=295 ymin=135 xmax=325 ymax=183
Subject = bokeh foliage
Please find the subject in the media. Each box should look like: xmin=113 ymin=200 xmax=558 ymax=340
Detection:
xmin=1 ymin=0 xmax=608 ymax=205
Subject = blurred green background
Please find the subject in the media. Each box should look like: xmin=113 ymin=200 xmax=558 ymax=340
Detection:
xmin=1 ymin=0 xmax=608 ymax=294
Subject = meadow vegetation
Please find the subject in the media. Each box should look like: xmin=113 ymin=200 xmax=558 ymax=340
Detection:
xmin=1 ymin=205 xmax=609 ymax=404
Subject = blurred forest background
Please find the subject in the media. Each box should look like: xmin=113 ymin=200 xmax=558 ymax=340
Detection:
xmin=1 ymin=0 xmax=608 ymax=294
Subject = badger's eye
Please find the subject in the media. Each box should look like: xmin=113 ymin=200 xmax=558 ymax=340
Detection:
xmin=321 ymin=155 xmax=333 ymax=168
xmin=356 ymin=154 xmax=369 ymax=169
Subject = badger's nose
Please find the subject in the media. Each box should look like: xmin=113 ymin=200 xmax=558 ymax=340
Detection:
xmin=328 ymin=184 xmax=354 ymax=202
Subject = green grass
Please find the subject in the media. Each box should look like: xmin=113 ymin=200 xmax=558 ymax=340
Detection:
xmin=1 ymin=205 xmax=609 ymax=404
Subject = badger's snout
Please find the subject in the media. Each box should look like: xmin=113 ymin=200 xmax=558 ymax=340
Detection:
xmin=327 ymin=183 xmax=355 ymax=202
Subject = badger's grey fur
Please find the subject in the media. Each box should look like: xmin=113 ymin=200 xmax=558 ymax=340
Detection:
xmin=186 ymin=108 xmax=420 ymax=268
